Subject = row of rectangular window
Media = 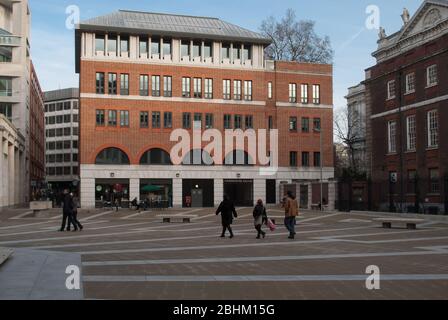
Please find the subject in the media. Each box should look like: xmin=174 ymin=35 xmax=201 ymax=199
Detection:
xmin=95 ymin=110 xmax=256 ymax=130
xmin=95 ymin=34 xmax=253 ymax=61
xmin=288 ymin=84 xmax=320 ymax=104
xmin=388 ymin=109 xmax=438 ymax=153
xmin=289 ymin=117 xmax=321 ymax=132
xmin=394 ymin=168 xmax=441 ymax=194
xmin=46 ymin=127 xmax=79 ymax=137
xmin=45 ymin=114 xmax=79 ymax=125
xmin=46 ymin=153 xmax=78 ymax=163
xmin=387 ymin=64 xmax=438 ymax=99
xmin=289 ymin=151 xmax=321 ymax=167
xmin=46 ymin=140 xmax=78 ymax=150
xmin=44 ymin=101 xmax=78 ymax=112
xmin=46 ymin=166 xmax=79 ymax=176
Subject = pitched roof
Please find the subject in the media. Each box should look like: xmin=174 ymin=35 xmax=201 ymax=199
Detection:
xmin=78 ymin=10 xmax=271 ymax=45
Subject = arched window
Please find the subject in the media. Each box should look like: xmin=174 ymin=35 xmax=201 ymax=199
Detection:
xmin=182 ymin=149 xmax=214 ymax=165
xmin=140 ymin=148 xmax=172 ymax=165
xmin=224 ymin=150 xmax=254 ymax=166
xmin=95 ymin=148 xmax=130 ymax=165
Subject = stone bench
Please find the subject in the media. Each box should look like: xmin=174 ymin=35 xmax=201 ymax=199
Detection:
xmin=373 ymin=218 xmax=425 ymax=230
xmin=157 ymin=215 xmax=198 ymax=223
xmin=30 ymin=201 xmax=53 ymax=216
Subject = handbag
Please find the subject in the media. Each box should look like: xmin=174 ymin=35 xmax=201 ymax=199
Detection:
xmin=267 ymin=218 xmax=276 ymax=232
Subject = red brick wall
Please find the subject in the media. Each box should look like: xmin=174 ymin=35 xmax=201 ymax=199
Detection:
xmin=29 ymin=62 xmax=46 ymax=189
xmin=365 ymin=35 xmax=448 ymax=205
xmin=79 ymin=60 xmax=334 ymax=168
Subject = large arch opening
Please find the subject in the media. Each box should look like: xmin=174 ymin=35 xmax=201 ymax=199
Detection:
xmin=224 ymin=150 xmax=254 ymax=166
xmin=95 ymin=147 xmax=130 ymax=165
xmin=139 ymin=148 xmax=172 ymax=165
xmin=182 ymin=149 xmax=214 ymax=165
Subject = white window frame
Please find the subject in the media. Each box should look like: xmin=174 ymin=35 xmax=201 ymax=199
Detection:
xmin=151 ymin=75 xmax=160 ymax=96
xmin=405 ymin=73 xmax=415 ymax=94
xmin=182 ymin=77 xmax=191 ymax=98
xmin=388 ymin=120 xmax=397 ymax=153
xmin=387 ymin=80 xmax=396 ymax=100
xmin=204 ymin=78 xmax=213 ymax=99
xmin=223 ymin=79 xmax=231 ymax=100
xmin=312 ymin=84 xmax=320 ymax=104
xmin=427 ymin=110 xmax=439 ymax=148
xmin=301 ymin=84 xmax=308 ymax=103
xmin=406 ymin=115 xmax=416 ymax=151
xmin=244 ymin=80 xmax=252 ymax=101
xmin=163 ymin=76 xmax=172 ymax=97
xmin=268 ymin=82 xmax=273 ymax=99
xmin=289 ymin=83 xmax=297 ymax=103
xmin=193 ymin=78 xmax=202 ymax=98
xmin=426 ymin=65 xmax=438 ymax=87
xmin=234 ymin=80 xmax=242 ymax=100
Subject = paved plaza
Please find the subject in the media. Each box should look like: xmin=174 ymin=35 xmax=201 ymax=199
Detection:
xmin=0 ymin=206 xmax=447 ymax=300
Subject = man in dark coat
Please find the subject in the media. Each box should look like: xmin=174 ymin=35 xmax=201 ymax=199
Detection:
xmin=216 ymin=195 xmax=238 ymax=238
xmin=59 ymin=189 xmax=77 ymax=232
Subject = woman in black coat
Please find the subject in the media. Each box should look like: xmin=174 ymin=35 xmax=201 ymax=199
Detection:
xmin=216 ymin=195 xmax=238 ymax=238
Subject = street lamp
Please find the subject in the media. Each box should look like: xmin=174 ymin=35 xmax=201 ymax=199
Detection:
xmin=314 ymin=127 xmax=324 ymax=212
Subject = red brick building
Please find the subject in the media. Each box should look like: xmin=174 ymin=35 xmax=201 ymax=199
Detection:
xmin=365 ymin=1 xmax=448 ymax=213
xmin=75 ymin=10 xmax=334 ymax=208
xmin=29 ymin=61 xmax=45 ymax=199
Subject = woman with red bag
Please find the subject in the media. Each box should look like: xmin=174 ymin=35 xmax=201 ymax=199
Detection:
xmin=253 ymin=199 xmax=268 ymax=239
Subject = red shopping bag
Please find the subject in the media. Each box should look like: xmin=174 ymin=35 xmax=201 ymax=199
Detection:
xmin=267 ymin=219 xmax=276 ymax=232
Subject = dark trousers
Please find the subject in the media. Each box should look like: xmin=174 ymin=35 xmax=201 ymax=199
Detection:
xmin=221 ymin=225 xmax=233 ymax=236
xmin=255 ymin=224 xmax=265 ymax=237
xmin=284 ymin=217 xmax=296 ymax=235
xmin=67 ymin=210 xmax=83 ymax=230
xmin=61 ymin=210 xmax=75 ymax=231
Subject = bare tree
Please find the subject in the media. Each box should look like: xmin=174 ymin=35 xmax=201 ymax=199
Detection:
xmin=260 ymin=9 xmax=333 ymax=64
xmin=334 ymin=107 xmax=365 ymax=174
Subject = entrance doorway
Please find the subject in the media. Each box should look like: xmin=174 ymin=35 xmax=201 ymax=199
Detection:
xmin=182 ymin=179 xmax=214 ymax=207
xmin=266 ymin=180 xmax=276 ymax=204
xmin=300 ymin=185 xmax=309 ymax=209
xmin=191 ymin=188 xmax=203 ymax=207
xmin=224 ymin=179 xmax=253 ymax=207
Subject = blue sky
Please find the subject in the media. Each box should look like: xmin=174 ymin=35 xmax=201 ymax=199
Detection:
xmin=29 ymin=0 xmax=423 ymax=109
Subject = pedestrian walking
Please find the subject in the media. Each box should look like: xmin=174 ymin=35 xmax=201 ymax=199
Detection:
xmin=59 ymin=189 xmax=76 ymax=232
xmin=284 ymin=191 xmax=299 ymax=239
xmin=216 ymin=195 xmax=237 ymax=238
xmin=253 ymin=199 xmax=268 ymax=239
xmin=114 ymin=197 xmax=120 ymax=212
xmin=67 ymin=192 xmax=83 ymax=231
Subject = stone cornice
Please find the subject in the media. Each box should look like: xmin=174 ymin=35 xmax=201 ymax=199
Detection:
xmin=373 ymin=19 xmax=448 ymax=64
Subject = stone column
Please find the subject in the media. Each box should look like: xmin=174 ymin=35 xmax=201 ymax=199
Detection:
xmin=307 ymin=182 xmax=313 ymax=210
xmin=328 ymin=181 xmax=336 ymax=211
xmin=253 ymin=179 xmax=266 ymax=205
xmin=129 ymin=178 xmax=140 ymax=202
xmin=80 ymin=178 xmax=95 ymax=208
xmin=172 ymin=178 xmax=182 ymax=208
xmin=14 ymin=146 xmax=19 ymax=204
xmin=214 ymin=178 xmax=223 ymax=207
xmin=8 ymin=143 xmax=14 ymax=207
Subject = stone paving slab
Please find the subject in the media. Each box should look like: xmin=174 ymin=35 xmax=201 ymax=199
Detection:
xmin=1 ymin=207 xmax=448 ymax=300
xmin=0 ymin=248 xmax=83 ymax=300
xmin=0 ymin=247 xmax=13 ymax=265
